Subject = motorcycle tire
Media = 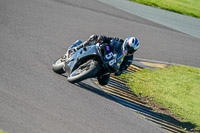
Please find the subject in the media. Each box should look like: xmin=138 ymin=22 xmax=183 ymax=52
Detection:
xmin=97 ymin=74 xmax=110 ymax=86
xmin=52 ymin=58 xmax=66 ymax=74
xmin=67 ymin=60 xmax=99 ymax=83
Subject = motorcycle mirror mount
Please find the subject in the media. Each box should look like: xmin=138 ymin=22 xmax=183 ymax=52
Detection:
xmin=96 ymin=43 xmax=100 ymax=47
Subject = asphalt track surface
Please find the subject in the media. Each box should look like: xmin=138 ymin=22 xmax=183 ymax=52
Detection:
xmin=99 ymin=0 xmax=200 ymax=39
xmin=0 ymin=0 xmax=200 ymax=133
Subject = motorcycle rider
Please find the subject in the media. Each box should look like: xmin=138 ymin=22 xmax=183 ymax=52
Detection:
xmin=68 ymin=35 xmax=140 ymax=85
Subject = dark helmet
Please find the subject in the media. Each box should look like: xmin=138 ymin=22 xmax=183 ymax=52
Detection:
xmin=122 ymin=36 xmax=139 ymax=54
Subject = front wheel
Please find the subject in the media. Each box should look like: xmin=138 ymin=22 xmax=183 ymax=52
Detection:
xmin=52 ymin=57 xmax=66 ymax=74
xmin=67 ymin=60 xmax=99 ymax=83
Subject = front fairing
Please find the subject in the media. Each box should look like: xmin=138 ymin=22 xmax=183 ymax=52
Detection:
xmin=65 ymin=45 xmax=100 ymax=75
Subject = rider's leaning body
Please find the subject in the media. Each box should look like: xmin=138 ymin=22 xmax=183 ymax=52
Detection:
xmin=68 ymin=35 xmax=140 ymax=85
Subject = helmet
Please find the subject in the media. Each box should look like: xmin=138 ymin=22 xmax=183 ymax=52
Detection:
xmin=122 ymin=36 xmax=139 ymax=54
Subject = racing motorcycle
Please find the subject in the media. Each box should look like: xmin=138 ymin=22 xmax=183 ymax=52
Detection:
xmin=52 ymin=40 xmax=125 ymax=84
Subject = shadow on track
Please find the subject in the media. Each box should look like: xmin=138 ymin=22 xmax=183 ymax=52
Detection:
xmin=74 ymin=81 xmax=197 ymax=132
xmin=61 ymin=73 xmax=197 ymax=132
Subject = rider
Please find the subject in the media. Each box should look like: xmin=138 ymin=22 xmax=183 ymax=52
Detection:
xmin=69 ymin=35 xmax=140 ymax=85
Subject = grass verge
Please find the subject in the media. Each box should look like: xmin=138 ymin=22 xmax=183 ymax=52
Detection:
xmin=0 ymin=130 xmax=6 ymax=133
xmin=120 ymin=65 xmax=200 ymax=131
xmin=130 ymin=0 xmax=200 ymax=18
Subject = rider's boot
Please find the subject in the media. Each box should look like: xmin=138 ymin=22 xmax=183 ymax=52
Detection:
xmin=97 ymin=74 xmax=110 ymax=86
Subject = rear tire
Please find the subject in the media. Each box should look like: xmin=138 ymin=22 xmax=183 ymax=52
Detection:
xmin=52 ymin=58 xmax=66 ymax=74
xmin=97 ymin=74 xmax=110 ymax=86
xmin=67 ymin=60 xmax=98 ymax=83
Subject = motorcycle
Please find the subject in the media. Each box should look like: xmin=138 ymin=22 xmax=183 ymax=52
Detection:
xmin=52 ymin=40 xmax=125 ymax=84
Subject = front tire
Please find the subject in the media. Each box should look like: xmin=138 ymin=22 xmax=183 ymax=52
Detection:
xmin=52 ymin=58 xmax=66 ymax=74
xmin=67 ymin=60 xmax=99 ymax=83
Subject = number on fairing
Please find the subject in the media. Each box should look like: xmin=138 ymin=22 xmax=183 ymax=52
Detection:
xmin=109 ymin=59 xmax=116 ymax=66
xmin=105 ymin=52 xmax=113 ymax=60
xmin=105 ymin=52 xmax=116 ymax=66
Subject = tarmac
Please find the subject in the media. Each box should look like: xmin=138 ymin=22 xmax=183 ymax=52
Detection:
xmin=98 ymin=0 xmax=200 ymax=39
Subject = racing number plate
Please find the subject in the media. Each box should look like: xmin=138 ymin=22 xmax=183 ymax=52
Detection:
xmin=105 ymin=52 xmax=116 ymax=66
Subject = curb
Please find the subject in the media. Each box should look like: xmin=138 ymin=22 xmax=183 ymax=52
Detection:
xmin=91 ymin=58 xmax=187 ymax=133
xmin=134 ymin=58 xmax=182 ymax=66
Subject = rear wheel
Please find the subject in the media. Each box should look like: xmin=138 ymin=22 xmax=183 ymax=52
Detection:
xmin=67 ymin=60 xmax=99 ymax=83
xmin=97 ymin=74 xmax=110 ymax=86
xmin=52 ymin=57 xmax=66 ymax=74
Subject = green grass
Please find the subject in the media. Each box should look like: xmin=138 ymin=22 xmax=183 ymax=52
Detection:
xmin=0 ymin=130 xmax=6 ymax=133
xmin=120 ymin=65 xmax=200 ymax=130
xmin=130 ymin=0 xmax=200 ymax=18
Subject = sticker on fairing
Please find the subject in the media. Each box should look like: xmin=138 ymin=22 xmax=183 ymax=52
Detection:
xmin=105 ymin=52 xmax=113 ymax=60
xmin=109 ymin=58 xmax=116 ymax=66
